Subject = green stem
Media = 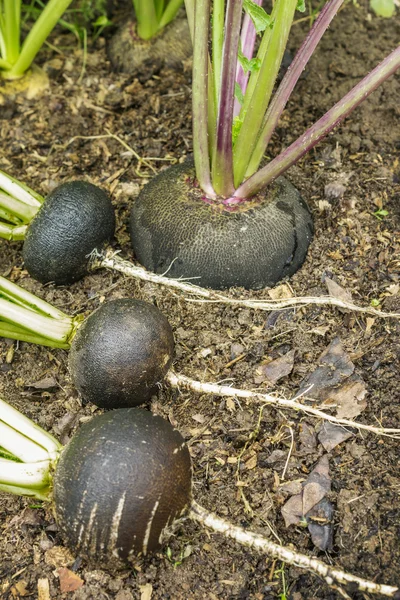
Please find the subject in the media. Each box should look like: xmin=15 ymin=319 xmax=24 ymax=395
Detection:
xmin=6 ymin=0 xmax=73 ymax=78
xmin=0 ymin=459 xmax=51 ymax=489
xmin=0 ymin=191 xmax=39 ymax=223
xmin=0 ymin=398 xmax=60 ymax=500
xmin=0 ymin=397 xmax=61 ymax=456
xmin=0 ymin=223 xmax=27 ymax=241
xmin=0 ymin=275 xmax=69 ymax=320
xmin=184 ymin=0 xmax=195 ymax=41
xmin=212 ymin=0 xmax=225 ymax=106
xmin=192 ymin=0 xmax=215 ymax=197
xmin=0 ymin=421 xmax=50 ymax=463
xmin=158 ymin=0 xmax=184 ymax=29
xmin=3 ymin=0 xmax=20 ymax=65
xmin=0 ymin=299 xmax=74 ymax=345
xmin=233 ymin=0 xmax=298 ymax=186
xmin=0 ymin=169 xmax=43 ymax=208
xmin=132 ymin=0 xmax=159 ymax=40
xmin=0 ymin=321 xmax=71 ymax=349
xmin=0 ymin=482 xmax=50 ymax=500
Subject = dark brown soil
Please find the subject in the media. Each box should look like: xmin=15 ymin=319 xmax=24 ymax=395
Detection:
xmin=1 ymin=3 xmax=399 ymax=599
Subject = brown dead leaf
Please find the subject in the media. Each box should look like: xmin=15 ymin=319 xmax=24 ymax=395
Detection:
xmin=318 ymin=421 xmax=353 ymax=451
xmin=298 ymin=337 xmax=354 ymax=398
xmin=325 ymin=277 xmax=353 ymax=303
xmin=261 ymin=350 xmax=295 ymax=384
xmin=57 ymin=568 xmax=84 ymax=594
xmin=11 ymin=581 xmax=29 ymax=597
xmin=140 ymin=583 xmax=153 ymax=600
xmin=268 ymin=283 xmax=293 ymax=300
xmin=37 ymin=579 xmax=50 ymax=600
xmin=326 ymin=376 xmax=367 ymax=419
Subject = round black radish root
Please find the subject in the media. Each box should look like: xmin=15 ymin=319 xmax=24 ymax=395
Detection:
xmin=53 ymin=408 xmax=192 ymax=564
xmin=130 ymin=159 xmax=314 ymax=290
xmin=107 ymin=13 xmax=191 ymax=74
xmin=23 ymin=181 xmax=115 ymax=285
xmin=68 ymin=298 xmax=174 ymax=409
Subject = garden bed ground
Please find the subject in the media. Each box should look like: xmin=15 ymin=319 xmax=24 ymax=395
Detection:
xmin=0 ymin=2 xmax=399 ymax=599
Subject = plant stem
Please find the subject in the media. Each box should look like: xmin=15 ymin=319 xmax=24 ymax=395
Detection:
xmin=132 ymin=0 xmax=158 ymax=40
xmin=235 ymin=45 xmax=400 ymax=198
xmin=211 ymin=0 xmax=243 ymax=196
xmin=3 ymin=0 xmax=20 ymax=65
xmin=0 ymin=458 xmax=51 ymax=489
xmin=0 ymin=223 xmax=27 ymax=241
xmin=233 ymin=0 xmax=262 ymax=118
xmin=0 ymin=191 xmax=39 ymax=223
xmin=0 ymin=169 xmax=43 ymax=207
xmin=0 ymin=276 xmax=69 ymax=320
xmin=158 ymin=0 xmax=184 ymax=29
xmin=0 ymin=421 xmax=50 ymax=462
xmin=0 ymin=397 xmax=61 ymax=456
xmin=245 ymin=0 xmax=344 ymax=177
xmin=192 ymin=0 xmax=215 ymax=198
xmin=212 ymin=0 xmax=225 ymax=105
xmin=6 ymin=0 xmax=73 ymax=79
xmin=233 ymin=0 xmax=298 ymax=188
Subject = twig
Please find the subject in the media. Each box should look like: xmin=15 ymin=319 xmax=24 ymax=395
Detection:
xmin=166 ymin=371 xmax=400 ymax=438
xmin=92 ymin=250 xmax=400 ymax=319
xmin=189 ymin=502 xmax=399 ymax=597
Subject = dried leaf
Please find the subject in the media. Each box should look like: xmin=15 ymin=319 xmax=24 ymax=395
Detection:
xmin=268 ymin=284 xmax=293 ymax=300
xmin=281 ymin=494 xmax=304 ymax=527
xmin=325 ymin=277 xmax=353 ymax=304
xmin=302 ymin=482 xmax=327 ymax=515
xmin=57 ymin=568 xmax=84 ymax=594
xmin=11 ymin=581 xmax=29 ymax=597
xmin=297 ymin=337 xmax=354 ymax=397
xmin=262 ymin=350 xmax=295 ymax=383
xmin=326 ymin=376 xmax=367 ymax=419
xmin=140 ymin=583 xmax=153 ymax=600
xmin=37 ymin=579 xmax=50 ymax=600
xmin=318 ymin=421 xmax=353 ymax=451
xmin=307 ymin=498 xmax=334 ymax=551
xmin=26 ymin=376 xmax=57 ymax=390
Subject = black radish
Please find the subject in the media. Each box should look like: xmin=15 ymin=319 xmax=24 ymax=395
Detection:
xmin=0 ymin=277 xmax=174 ymax=409
xmin=1 ymin=399 xmax=395 ymax=596
xmin=54 ymin=408 xmax=192 ymax=562
xmin=0 ymin=173 xmax=115 ymax=285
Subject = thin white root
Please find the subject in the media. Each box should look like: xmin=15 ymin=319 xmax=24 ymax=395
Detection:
xmin=189 ymin=502 xmax=399 ymax=597
xmin=93 ymin=250 xmax=400 ymax=318
xmin=166 ymin=371 xmax=400 ymax=438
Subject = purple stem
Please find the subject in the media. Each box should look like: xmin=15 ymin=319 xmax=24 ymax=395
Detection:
xmin=233 ymin=0 xmax=262 ymax=118
xmin=192 ymin=0 xmax=215 ymax=198
xmin=247 ymin=0 xmax=344 ymax=173
xmin=234 ymin=45 xmax=400 ymax=198
xmin=211 ymin=0 xmax=244 ymax=196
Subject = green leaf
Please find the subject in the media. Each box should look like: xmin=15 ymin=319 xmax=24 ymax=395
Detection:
xmin=234 ymin=83 xmax=244 ymax=106
xmin=93 ymin=15 xmax=111 ymax=27
xmin=296 ymin=0 xmax=306 ymax=12
xmin=370 ymin=0 xmax=395 ymax=17
xmin=237 ymin=45 xmax=261 ymax=74
xmin=243 ymin=0 xmax=272 ymax=33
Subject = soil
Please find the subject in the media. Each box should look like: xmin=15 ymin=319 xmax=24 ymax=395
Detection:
xmin=0 ymin=2 xmax=399 ymax=599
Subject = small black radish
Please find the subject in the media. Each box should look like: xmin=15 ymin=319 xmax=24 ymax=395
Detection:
xmin=0 ymin=276 xmax=174 ymax=409
xmin=54 ymin=408 xmax=193 ymax=563
xmin=69 ymin=298 xmax=175 ymax=409
xmin=23 ymin=181 xmax=115 ymax=285
xmin=0 ymin=171 xmax=115 ymax=285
